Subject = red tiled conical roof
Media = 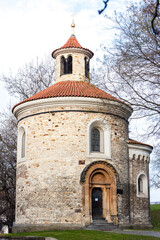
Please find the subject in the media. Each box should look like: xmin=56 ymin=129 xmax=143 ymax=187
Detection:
xmin=12 ymin=81 xmax=130 ymax=111
xmin=52 ymin=35 xmax=94 ymax=58
xmin=128 ymin=139 xmax=153 ymax=148
xmin=61 ymin=35 xmax=83 ymax=48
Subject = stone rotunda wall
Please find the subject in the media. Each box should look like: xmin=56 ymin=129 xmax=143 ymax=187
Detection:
xmin=14 ymin=98 xmax=132 ymax=230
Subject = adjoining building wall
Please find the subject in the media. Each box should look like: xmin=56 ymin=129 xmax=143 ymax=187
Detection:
xmin=129 ymin=144 xmax=152 ymax=229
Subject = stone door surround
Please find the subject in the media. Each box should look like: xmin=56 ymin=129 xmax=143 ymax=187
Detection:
xmin=80 ymin=161 xmax=119 ymax=225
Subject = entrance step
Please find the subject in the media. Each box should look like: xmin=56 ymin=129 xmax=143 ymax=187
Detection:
xmin=86 ymin=219 xmax=118 ymax=231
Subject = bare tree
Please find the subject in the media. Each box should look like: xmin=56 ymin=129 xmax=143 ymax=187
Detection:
xmin=99 ymin=0 xmax=160 ymax=35
xmin=0 ymin=56 xmax=55 ymax=231
xmin=1 ymin=56 xmax=55 ymax=101
xmin=0 ymin=111 xmax=17 ymax=232
xmin=93 ymin=0 xmax=160 ymax=187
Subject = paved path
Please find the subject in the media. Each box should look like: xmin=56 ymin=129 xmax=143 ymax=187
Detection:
xmin=110 ymin=229 xmax=160 ymax=238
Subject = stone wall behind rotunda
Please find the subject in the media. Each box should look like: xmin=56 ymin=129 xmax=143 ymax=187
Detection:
xmin=15 ymin=103 xmax=130 ymax=226
xmin=129 ymin=157 xmax=151 ymax=227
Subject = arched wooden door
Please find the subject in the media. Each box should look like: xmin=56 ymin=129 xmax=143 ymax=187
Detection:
xmin=80 ymin=161 xmax=119 ymax=225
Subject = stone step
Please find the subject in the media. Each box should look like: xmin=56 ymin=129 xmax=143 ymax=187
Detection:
xmin=86 ymin=219 xmax=118 ymax=231
xmin=93 ymin=218 xmax=106 ymax=222
xmin=92 ymin=222 xmax=116 ymax=226
xmin=92 ymin=220 xmax=113 ymax=225
xmin=86 ymin=225 xmax=117 ymax=231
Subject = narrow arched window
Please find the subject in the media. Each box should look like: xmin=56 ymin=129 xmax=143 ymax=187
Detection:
xmin=21 ymin=131 xmax=25 ymax=158
xmin=85 ymin=57 xmax=89 ymax=78
xmin=67 ymin=56 xmax=72 ymax=74
xmin=61 ymin=56 xmax=66 ymax=75
xmin=91 ymin=128 xmax=100 ymax=152
xmin=19 ymin=126 xmax=26 ymax=160
xmin=138 ymin=177 xmax=143 ymax=193
xmin=137 ymin=174 xmax=148 ymax=197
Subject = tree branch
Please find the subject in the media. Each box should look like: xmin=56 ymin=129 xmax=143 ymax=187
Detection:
xmin=151 ymin=0 xmax=160 ymax=35
xmin=98 ymin=0 xmax=110 ymax=14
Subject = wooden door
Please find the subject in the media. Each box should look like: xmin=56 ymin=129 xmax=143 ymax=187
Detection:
xmin=92 ymin=188 xmax=102 ymax=219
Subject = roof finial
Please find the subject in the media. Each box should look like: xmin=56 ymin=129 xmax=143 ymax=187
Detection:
xmin=71 ymin=15 xmax=75 ymax=36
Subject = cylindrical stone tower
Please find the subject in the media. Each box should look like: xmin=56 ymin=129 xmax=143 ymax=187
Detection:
xmin=12 ymin=25 xmax=152 ymax=232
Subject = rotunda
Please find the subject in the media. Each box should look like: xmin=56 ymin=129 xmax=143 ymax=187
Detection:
xmin=12 ymin=24 xmax=153 ymax=232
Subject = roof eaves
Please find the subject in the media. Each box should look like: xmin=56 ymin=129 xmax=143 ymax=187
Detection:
xmin=128 ymin=138 xmax=153 ymax=148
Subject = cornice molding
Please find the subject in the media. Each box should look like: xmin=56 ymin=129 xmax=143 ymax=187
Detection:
xmin=13 ymin=97 xmax=132 ymax=120
xmin=52 ymin=48 xmax=93 ymax=59
xmin=128 ymin=143 xmax=152 ymax=163
xmin=128 ymin=143 xmax=153 ymax=152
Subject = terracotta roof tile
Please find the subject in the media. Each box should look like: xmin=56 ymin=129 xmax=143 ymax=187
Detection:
xmin=61 ymin=35 xmax=83 ymax=48
xmin=12 ymin=81 xmax=130 ymax=111
xmin=128 ymin=138 xmax=153 ymax=148
xmin=52 ymin=35 xmax=94 ymax=58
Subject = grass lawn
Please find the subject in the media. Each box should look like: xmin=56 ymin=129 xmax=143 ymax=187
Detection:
xmin=6 ymin=230 xmax=160 ymax=240
xmin=150 ymin=204 xmax=160 ymax=231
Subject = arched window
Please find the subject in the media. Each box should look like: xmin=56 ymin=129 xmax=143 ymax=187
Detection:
xmin=60 ymin=55 xmax=72 ymax=75
xmin=137 ymin=173 xmax=148 ymax=197
xmin=18 ymin=126 xmax=26 ymax=161
xmin=67 ymin=56 xmax=72 ymax=74
xmin=88 ymin=119 xmax=111 ymax=158
xmin=61 ymin=56 xmax=66 ymax=75
xmin=21 ymin=131 xmax=25 ymax=158
xmin=91 ymin=128 xmax=100 ymax=152
xmin=85 ymin=57 xmax=89 ymax=78
xmin=138 ymin=177 xmax=143 ymax=193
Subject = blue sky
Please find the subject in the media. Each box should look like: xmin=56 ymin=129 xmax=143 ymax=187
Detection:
xmin=0 ymin=0 xmax=159 ymax=201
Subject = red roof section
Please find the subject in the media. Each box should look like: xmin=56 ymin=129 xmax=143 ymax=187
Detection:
xmin=61 ymin=35 xmax=83 ymax=48
xmin=12 ymin=81 xmax=129 ymax=111
xmin=52 ymin=35 xmax=94 ymax=58
xmin=128 ymin=138 xmax=153 ymax=148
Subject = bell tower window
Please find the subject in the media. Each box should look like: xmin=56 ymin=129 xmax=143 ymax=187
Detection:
xmin=60 ymin=55 xmax=72 ymax=76
xmin=61 ymin=56 xmax=66 ymax=75
xmin=67 ymin=56 xmax=72 ymax=74
xmin=85 ymin=57 xmax=89 ymax=78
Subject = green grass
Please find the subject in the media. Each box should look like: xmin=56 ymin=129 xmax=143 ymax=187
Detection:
xmin=150 ymin=204 xmax=160 ymax=231
xmin=4 ymin=230 xmax=160 ymax=240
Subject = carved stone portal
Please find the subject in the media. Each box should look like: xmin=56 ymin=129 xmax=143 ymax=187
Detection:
xmin=81 ymin=161 xmax=118 ymax=225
